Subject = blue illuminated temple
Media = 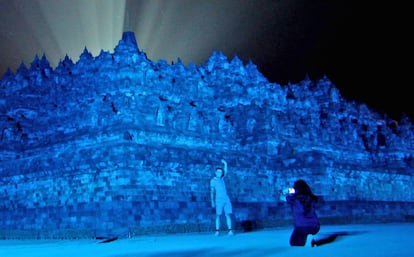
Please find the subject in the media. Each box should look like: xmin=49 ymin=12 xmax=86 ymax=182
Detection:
xmin=0 ymin=31 xmax=413 ymax=239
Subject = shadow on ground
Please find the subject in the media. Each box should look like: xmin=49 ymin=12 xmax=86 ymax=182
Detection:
xmin=312 ymin=230 xmax=366 ymax=247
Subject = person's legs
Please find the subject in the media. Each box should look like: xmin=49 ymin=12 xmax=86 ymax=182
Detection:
xmin=223 ymin=200 xmax=233 ymax=235
xmin=312 ymin=234 xmax=337 ymax=247
xmin=310 ymin=225 xmax=321 ymax=246
xmin=215 ymin=200 xmax=225 ymax=235
xmin=311 ymin=225 xmax=320 ymax=235
xmin=225 ymin=214 xmax=233 ymax=233
xmin=312 ymin=231 xmax=347 ymax=247
xmin=215 ymin=215 xmax=221 ymax=236
xmin=215 ymin=215 xmax=221 ymax=230
xmin=289 ymin=227 xmax=308 ymax=246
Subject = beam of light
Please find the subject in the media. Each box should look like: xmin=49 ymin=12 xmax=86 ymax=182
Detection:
xmin=35 ymin=0 xmax=126 ymax=66
xmin=129 ymin=0 xmax=260 ymax=65
xmin=2 ymin=0 xmax=266 ymax=73
xmin=2 ymin=0 xmax=126 ymax=72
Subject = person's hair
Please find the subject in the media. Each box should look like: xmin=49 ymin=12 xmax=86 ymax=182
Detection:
xmin=293 ymin=179 xmax=318 ymax=213
xmin=216 ymin=167 xmax=224 ymax=178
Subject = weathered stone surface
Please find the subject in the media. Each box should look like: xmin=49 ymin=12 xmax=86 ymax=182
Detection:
xmin=0 ymin=32 xmax=413 ymax=238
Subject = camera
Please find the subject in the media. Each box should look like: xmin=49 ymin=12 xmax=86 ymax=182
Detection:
xmin=282 ymin=187 xmax=295 ymax=195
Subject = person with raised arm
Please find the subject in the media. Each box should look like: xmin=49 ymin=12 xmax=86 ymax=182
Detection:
xmin=210 ymin=159 xmax=234 ymax=236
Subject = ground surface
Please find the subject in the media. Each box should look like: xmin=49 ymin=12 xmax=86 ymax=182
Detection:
xmin=0 ymin=223 xmax=412 ymax=257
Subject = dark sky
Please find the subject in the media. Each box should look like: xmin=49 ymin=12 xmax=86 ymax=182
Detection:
xmin=0 ymin=0 xmax=412 ymax=121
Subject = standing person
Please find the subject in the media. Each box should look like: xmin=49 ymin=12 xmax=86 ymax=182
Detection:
xmin=285 ymin=179 xmax=320 ymax=246
xmin=210 ymin=159 xmax=234 ymax=236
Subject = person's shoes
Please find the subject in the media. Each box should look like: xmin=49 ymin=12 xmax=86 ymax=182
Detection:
xmin=228 ymin=230 xmax=234 ymax=236
xmin=214 ymin=230 xmax=220 ymax=236
xmin=311 ymin=239 xmax=316 ymax=247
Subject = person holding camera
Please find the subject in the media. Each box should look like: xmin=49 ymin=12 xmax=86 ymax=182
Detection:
xmin=284 ymin=179 xmax=320 ymax=246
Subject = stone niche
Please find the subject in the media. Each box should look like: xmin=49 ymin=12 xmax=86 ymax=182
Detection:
xmin=0 ymin=31 xmax=413 ymax=239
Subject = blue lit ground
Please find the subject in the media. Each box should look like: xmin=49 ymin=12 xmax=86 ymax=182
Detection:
xmin=0 ymin=223 xmax=412 ymax=257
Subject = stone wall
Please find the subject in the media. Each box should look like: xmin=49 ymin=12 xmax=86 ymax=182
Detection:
xmin=0 ymin=32 xmax=413 ymax=239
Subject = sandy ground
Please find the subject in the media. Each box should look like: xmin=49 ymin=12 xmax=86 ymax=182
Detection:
xmin=0 ymin=223 xmax=412 ymax=257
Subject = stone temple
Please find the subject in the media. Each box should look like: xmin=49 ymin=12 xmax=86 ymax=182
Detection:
xmin=0 ymin=31 xmax=413 ymax=239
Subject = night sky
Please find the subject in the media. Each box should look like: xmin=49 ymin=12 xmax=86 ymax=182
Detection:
xmin=0 ymin=0 xmax=412 ymax=121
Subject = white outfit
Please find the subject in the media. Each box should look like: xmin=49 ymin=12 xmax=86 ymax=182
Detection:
xmin=210 ymin=177 xmax=232 ymax=215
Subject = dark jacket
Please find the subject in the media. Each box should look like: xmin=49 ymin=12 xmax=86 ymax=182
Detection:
xmin=286 ymin=193 xmax=320 ymax=228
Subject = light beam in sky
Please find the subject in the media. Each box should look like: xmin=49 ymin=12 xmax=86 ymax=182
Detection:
xmin=128 ymin=0 xmax=257 ymax=65
xmin=127 ymin=0 xmax=254 ymax=64
xmin=34 ymin=0 xmax=126 ymax=67
xmin=2 ymin=0 xmax=126 ymax=71
xmin=1 ymin=0 xmax=264 ymax=73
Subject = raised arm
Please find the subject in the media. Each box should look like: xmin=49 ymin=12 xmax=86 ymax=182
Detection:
xmin=221 ymin=159 xmax=228 ymax=177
